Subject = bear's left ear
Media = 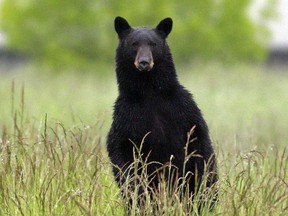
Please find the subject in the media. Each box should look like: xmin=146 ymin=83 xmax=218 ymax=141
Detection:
xmin=114 ymin=16 xmax=131 ymax=38
xmin=156 ymin=18 xmax=173 ymax=38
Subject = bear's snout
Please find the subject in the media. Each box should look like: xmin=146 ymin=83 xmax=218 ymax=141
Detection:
xmin=134 ymin=47 xmax=154 ymax=71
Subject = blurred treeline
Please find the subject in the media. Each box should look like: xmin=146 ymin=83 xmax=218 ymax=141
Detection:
xmin=0 ymin=0 xmax=275 ymax=70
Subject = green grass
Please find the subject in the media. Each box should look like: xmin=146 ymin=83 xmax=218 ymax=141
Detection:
xmin=0 ymin=64 xmax=288 ymax=215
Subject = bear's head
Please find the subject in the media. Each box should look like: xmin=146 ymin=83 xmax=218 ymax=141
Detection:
xmin=114 ymin=16 xmax=173 ymax=72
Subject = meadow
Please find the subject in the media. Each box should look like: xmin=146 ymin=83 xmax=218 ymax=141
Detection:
xmin=0 ymin=63 xmax=287 ymax=215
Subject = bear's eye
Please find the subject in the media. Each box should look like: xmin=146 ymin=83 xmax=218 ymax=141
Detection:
xmin=132 ymin=42 xmax=139 ymax=47
xmin=149 ymin=42 xmax=156 ymax=47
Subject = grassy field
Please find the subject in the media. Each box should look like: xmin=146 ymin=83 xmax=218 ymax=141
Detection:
xmin=0 ymin=64 xmax=287 ymax=215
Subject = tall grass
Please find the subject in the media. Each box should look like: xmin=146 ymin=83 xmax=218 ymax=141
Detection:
xmin=0 ymin=64 xmax=288 ymax=215
xmin=0 ymin=99 xmax=119 ymax=215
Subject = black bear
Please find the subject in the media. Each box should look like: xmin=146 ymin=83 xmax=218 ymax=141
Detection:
xmin=107 ymin=16 xmax=218 ymax=207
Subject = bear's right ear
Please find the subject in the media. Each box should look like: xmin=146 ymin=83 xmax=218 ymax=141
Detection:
xmin=114 ymin=16 xmax=131 ymax=38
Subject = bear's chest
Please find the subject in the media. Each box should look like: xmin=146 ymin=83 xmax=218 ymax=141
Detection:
xmin=125 ymin=98 xmax=187 ymax=164
xmin=121 ymin=97 xmax=187 ymax=146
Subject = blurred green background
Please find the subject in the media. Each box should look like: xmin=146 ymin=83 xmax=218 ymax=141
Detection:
xmin=0 ymin=0 xmax=276 ymax=70
xmin=0 ymin=0 xmax=286 ymax=138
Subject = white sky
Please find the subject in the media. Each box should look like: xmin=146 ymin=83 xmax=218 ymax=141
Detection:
xmin=268 ymin=0 xmax=288 ymax=46
xmin=250 ymin=0 xmax=288 ymax=46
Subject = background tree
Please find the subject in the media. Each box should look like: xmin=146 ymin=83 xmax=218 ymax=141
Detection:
xmin=0 ymin=0 xmax=274 ymax=71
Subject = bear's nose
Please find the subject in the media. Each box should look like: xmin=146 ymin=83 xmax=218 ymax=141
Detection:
xmin=138 ymin=60 xmax=152 ymax=71
xmin=139 ymin=60 xmax=149 ymax=68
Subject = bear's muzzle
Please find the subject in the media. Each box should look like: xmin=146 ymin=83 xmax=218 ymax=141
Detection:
xmin=134 ymin=46 xmax=154 ymax=71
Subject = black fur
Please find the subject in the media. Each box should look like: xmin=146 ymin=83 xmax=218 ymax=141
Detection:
xmin=107 ymin=17 xmax=218 ymax=205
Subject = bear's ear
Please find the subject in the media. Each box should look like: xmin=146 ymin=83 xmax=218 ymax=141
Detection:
xmin=156 ymin=18 xmax=173 ymax=38
xmin=114 ymin=16 xmax=131 ymax=38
